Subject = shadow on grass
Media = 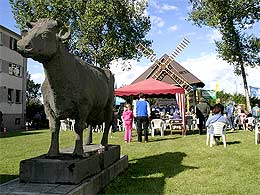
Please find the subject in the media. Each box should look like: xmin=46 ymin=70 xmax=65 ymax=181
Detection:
xmin=102 ymin=152 xmax=198 ymax=194
xmin=148 ymin=136 xmax=182 ymax=143
xmin=226 ymin=141 xmax=241 ymax=145
xmin=0 ymin=130 xmax=46 ymax=139
xmin=0 ymin=174 xmax=19 ymax=184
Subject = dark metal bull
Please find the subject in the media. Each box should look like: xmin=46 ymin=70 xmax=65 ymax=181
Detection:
xmin=17 ymin=18 xmax=114 ymax=157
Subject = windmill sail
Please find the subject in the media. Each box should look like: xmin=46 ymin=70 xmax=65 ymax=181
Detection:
xmin=136 ymin=39 xmax=193 ymax=92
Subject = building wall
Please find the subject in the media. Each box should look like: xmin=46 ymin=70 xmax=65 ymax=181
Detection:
xmin=0 ymin=25 xmax=27 ymax=130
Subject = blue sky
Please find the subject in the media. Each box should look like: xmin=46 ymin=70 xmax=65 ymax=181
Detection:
xmin=1 ymin=0 xmax=259 ymax=94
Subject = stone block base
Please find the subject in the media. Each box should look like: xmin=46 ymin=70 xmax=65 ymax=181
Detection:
xmin=20 ymin=145 xmax=120 ymax=184
xmin=0 ymin=155 xmax=128 ymax=195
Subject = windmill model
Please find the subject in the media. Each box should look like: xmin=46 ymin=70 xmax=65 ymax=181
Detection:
xmin=136 ymin=38 xmax=193 ymax=92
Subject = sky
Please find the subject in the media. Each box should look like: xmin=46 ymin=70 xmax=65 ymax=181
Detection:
xmin=1 ymin=0 xmax=259 ymax=95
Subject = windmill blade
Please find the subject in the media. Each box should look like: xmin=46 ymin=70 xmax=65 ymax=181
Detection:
xmin=136 ymin=43 xmax=157 ymax=62
xmin=170 ymin=38 xmax=190 ymax=60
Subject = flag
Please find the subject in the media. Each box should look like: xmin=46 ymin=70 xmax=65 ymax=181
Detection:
xmin=249 ymin=86 xmax=260 ymax=98
xmin=176 ymin=93 xmax=186 ymax=134
xmin=215 ymin=80 xmax=219 ymax=92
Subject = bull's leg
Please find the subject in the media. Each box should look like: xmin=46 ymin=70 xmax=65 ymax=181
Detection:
xmin=101 ymin=108 xmax=113 ymax=146
xmin=47 ymin=118 xmax=61 ymax=157
xmin=73 ymin=119 xmax=85 ymax=157
xmin=84 ymin=125 xmax=92 ymax=145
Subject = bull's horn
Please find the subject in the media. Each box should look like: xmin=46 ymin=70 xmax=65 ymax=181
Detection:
xmin=58 ymin=26 xmax=71 ymax=41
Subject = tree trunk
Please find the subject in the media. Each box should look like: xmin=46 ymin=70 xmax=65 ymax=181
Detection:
xmin=240 ymin=63 xmax=251 ymax=112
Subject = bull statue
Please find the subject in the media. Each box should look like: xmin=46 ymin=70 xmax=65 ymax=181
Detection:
xmin=17 ymin=18 xmax=114 ymax=157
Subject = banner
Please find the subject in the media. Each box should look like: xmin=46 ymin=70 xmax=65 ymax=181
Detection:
xmin=249 ymin=86 xmax=260 ymax=98
xmin=201 ymin=90 xmax=216 ymax=100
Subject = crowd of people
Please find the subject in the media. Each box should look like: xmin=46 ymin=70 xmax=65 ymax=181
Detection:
xmin=115 ymin=94 xmax=259 ymax=144
xmin=194 ymin=98 xmax=260 ymax=135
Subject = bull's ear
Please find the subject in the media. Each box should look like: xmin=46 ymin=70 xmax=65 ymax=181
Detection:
xmin=58 ymin=26 xmax=71 ymax=41
xmin=21 ymin=29 xmax=28 ymax=37
xmin=26 ymin=21 xmax=36 ymax=29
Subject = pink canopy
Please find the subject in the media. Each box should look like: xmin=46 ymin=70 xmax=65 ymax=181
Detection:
xmin=115 ymin=78 xmax=184 ymax=96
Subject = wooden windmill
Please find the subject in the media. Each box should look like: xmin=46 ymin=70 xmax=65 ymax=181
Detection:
xmin=136 ymin=38 xmax=195 ymax=92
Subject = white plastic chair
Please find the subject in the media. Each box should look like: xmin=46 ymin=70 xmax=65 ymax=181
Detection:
xmin=206 ymin=122 xmax=227 ymax=147
xmin=117 ymin=119 xmax=124 ymax=131
xmin=151 ymin=119 xmax=165 ymax=137
xmin=69 ymin=119 xmax=75 ymax=131
xmin=60 ymin=120 xmax=68 ymax=131
xmin=245 ymin=117 xmax=255 ymax=130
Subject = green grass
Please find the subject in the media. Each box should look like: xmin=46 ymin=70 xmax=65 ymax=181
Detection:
xmin=0 ymin=129 xmax=259 ymax=195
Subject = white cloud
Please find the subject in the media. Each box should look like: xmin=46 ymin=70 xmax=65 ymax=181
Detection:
xmin=150 ymin=15 xmax=165 ymax=28
xmin=161 ymin=4 xmax=178 ymax=11
xmin=150 ymin=1 xmax=178 ymax=12
xmin=31 ymin=73 xmax=45 ymax=84
xmin=180 ymin=53 xmax=260 ymax=94
xmin=110 ymin=59 xmax=151 ymax=88
xmin=206 ymin=29 xmax=222 ymax=43
xmin=168 ymin=25 xmax=178 ymax=32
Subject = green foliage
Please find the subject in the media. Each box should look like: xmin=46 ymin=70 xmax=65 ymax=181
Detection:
xmin=1 ymin=130 xmax=260 ymax=195
xmin=26 ymin=72 xmax=44 ymax=123
xmin=207 ymin=90 xmax=259 ymax=107
xmin=26 ymin=72 xmax=41 ymax=106
xmin=9 ymin=0 xmax=151 ymax=67
xmin=188 ymin=0 xmax=260 ymax=110
xmin=188 ymin=0 xmax=260 ymax=73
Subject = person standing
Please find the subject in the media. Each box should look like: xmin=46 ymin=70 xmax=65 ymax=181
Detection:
xmin=215 ymin=98 xmax=225 ymax=115
xmin=33 ymin=112 xmax=41 ymax=130
xmin=196 ymin=98 xmax=210 ymax=135
xmin=226 ymin=101 xmax=235 ymax=130
xmin=134 ymin=93 xmax=151 ymax=143
xmin=122 ymin=104 xmax=134 ymax=143
xmin=251 ymin=103 xmax=260 ymax=124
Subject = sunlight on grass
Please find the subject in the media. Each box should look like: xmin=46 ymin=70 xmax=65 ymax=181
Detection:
xmin=0 ymin=129 xmax=259 ymax=194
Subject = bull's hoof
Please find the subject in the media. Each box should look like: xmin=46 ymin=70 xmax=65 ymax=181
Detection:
xmin=72 ymin=152 xmax=88 ymax=158
xmin=46 ymin=152 xmax=61 ymax=158
xmin=47 ymin=148 xmax=60 ymax=157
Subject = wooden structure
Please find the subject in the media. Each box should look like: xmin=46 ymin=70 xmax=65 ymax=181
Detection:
xmin=132 ymin=54 xmax=205 ymax=91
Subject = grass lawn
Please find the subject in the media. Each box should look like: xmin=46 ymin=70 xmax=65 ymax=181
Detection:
xmin=0 ymin=129 xmax=259 ymax=195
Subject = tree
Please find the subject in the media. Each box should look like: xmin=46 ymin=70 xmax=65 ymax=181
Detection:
xmin=9 ymin=0 xmax=151 ymax=68
xmin=188 ymin=0 xmax=260 ymax=112
xmin=26 ymin=72 xmax=46 ymax=126
xmin=26 ymin=72 xmax=41 ymax=106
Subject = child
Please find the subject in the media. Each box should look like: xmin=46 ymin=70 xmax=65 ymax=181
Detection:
xmin=122 ymin=104 xmax=134 ymax=143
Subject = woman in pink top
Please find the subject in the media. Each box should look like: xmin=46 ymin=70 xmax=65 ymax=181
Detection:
xmin=122 ymin=104 xmax=134 ymax=143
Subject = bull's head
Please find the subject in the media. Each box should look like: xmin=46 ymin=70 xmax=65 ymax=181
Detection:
xmin=17 ymin=18 xmax=70 ymax=63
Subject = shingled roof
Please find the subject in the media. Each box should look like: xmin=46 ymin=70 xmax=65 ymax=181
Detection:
xmin=132 ymin=54 xmax=205 ymax=89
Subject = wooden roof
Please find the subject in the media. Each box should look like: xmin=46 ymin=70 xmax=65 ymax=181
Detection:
xmin=132 ymin=54 xmax=205 ymax=88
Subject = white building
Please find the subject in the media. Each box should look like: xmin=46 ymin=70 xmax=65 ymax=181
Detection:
xmin=0 ymin=25 xmax=27 ymax=130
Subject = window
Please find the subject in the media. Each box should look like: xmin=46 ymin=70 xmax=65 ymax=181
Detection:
xmin=8 ymin=88 xmax=14 ymax=103
xmin=15 ymin=118 xmax=21 ymax=125
xmin=8 ymin=63 xmax=21 ymax=77
xmin=9 ymin=37 xmax=17 ymax=51
xmin=16 ymin=90 xmax=21 ymax=103
xmin=160 ymin=58 xmax=165 ymax=63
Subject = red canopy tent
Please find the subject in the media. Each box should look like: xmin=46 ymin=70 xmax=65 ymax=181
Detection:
xmin=115 ymin=78 xmax=184 ymax=96
xmin=115 ymin=78 xmax=186 ymax=134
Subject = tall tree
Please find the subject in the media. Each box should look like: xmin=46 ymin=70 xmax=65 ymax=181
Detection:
xmin=26 ymin=72 xmax=41 ymax=106
xmin=9 ymin=0 xmax=151 ymax=67
xmin=188 ymin=0 xmax=260 ymax=111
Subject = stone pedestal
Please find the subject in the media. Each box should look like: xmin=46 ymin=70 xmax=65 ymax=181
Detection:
xmin=20 ymin=145 xmax=121 ymax=184
xmin=0 ymin=155 xmax=128 ymax=195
